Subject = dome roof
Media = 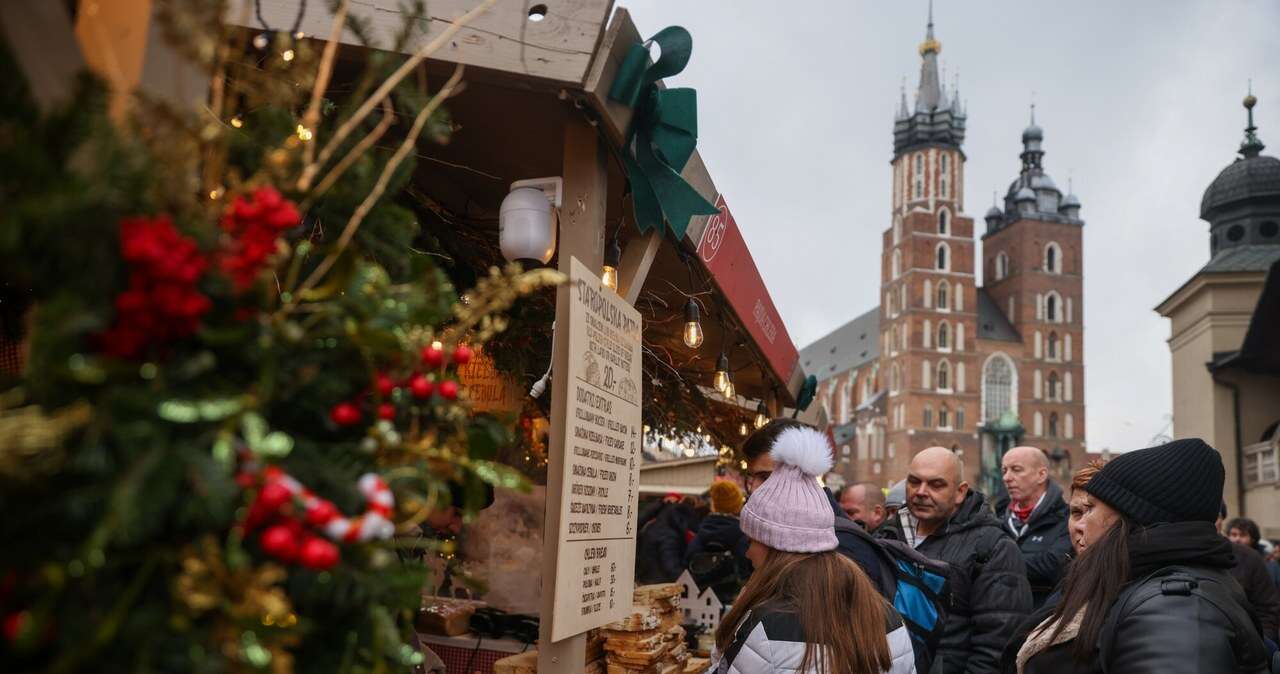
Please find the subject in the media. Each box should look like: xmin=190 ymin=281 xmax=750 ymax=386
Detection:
xmin=1030 ymin=173 xmax=1059 ymax=192
xmin=1022 ymin=123 xmax=1043 ymax=142
xmin=1200 ymin=155 xmax=1280 ymax=219
xmin=985 ymin=205 xmax=1003 ymax=219
xmin=1061 ymin=192 xmax=1081 ymax=208
xmin=1014 ymin=186 xmax=1036 ymax=202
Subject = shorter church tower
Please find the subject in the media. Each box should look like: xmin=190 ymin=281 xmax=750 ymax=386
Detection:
xmin=979 ymin=110 xmax=1087 ymax=487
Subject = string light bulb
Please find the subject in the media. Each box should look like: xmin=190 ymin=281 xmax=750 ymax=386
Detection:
xmin=601 ymin=236 xmax=621 ymax=292
xmin=739 ymin=422 xmax=748 ymax=437
xmin=253 ymin=33 xmax=270 ymax=50
xmin=282 ymin=48 xmax=296 ymax=62
xmin=296 ymin=124 xmax=313 ymax=141
xmin=230 ymin=114 xmax=244 ymax=129
xmin=722 ymin=374 xmax=735 ymax=401
xmin=754 ymin=401 xmax=769 ymax=429
xmin=682 ymin=299 xmax=703 ymax=349
xmin=713 ymin=352 xmax=730 ymax=393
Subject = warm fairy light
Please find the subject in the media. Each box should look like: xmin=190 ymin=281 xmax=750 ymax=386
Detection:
xmin=713 ymin=352 xmax=730 ymax=393
xmin=282 ymin=48 xmax=296 ymax=62
xmin=431 ymin=340 xmax=443 ymax=352
xmin=296 ymin=124 xmax=313 ymax=141
xmin=722 ymin=376 xmax=735 ymax=401
xmin=682 ymin=299 xmax=703 ymax=349
xmin=230 ymin=115 xmax=244 ymax=129
xmin=754 ymin=401 xmax=769 ymax=430
xmin=601 ymin=264 xmax=619 ymax=292
xmin=209 ymin=187 xmax=225 ymax=200
xmin=739 ymin=422 xmax=748 ymax=437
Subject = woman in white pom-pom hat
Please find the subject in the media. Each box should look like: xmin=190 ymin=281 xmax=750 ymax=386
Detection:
xmin=711 ymin=422 xmax=916 ymax=674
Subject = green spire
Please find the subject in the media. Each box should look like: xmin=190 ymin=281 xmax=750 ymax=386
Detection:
xmin=1241 ymin=81 xmax=1265 ymax=158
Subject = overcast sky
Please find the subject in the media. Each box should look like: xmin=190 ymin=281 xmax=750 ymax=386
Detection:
xmin=618 ymin=0 xmax=1280 ymax=454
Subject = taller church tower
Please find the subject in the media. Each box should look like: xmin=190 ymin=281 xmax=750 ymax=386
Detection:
xmin=879 ymin=3 xmax=983 ymax=482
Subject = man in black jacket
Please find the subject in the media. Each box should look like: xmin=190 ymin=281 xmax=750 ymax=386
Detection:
xmin=908 ymin=446 xmax=1031 ymax=674
xmin=742 ymin=419 xmax=885 ymax=595
xmin=993 ymin=446 xmax=1072 ymax=608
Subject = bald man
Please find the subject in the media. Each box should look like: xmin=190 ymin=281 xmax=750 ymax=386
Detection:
xmin=907 ymin=447 xmax=1030 ymax=674
xmin=993 ymin=446 xmax=1071 ymax=609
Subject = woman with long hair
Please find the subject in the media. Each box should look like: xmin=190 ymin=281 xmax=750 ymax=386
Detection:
xmin=712 ymin=424 xmax=915 ymax=674
xmin=1010 ymin=439 xmax=1270 ymax=673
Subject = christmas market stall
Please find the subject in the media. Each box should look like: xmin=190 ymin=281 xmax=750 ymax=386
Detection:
xmin=0 ymin=2 xmax=807 ymax=673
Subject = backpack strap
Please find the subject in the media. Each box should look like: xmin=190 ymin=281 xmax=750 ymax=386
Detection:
xmin=834 ymin=518 xmax=898 ymax=600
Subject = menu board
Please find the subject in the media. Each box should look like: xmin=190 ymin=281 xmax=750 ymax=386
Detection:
xmin=550 ymin=257 xmax=644 ymax=641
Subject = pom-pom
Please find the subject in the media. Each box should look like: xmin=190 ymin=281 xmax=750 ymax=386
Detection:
xmin=769 ymin=426 xmax=834 ymax=477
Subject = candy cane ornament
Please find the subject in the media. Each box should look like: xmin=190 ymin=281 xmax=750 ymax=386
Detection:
xmin=244 ymin=464 xmax=397 ymax=542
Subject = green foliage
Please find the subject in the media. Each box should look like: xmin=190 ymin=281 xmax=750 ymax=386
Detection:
xmin=0 ymin=7 xmax=559 ymax=673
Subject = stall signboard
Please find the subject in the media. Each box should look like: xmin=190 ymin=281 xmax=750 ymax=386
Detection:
xmin=695 ymin=194 xmax=799 ymax=391
xmin=456 ymin=346 xmax=522 ymax=414
xmin=550 ymin=258 xmax=644 ymax=641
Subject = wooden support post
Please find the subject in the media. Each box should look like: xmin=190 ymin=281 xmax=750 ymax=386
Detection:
xmin=0 ymin=1 xmax=86 ymax=113
xmin=538 ymin=118 xmax=608 ymax=672
xmin=617 ymin=229 xmax=663 ymax=306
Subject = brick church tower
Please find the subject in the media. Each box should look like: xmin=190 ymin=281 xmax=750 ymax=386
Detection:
xmin=979 ymin=110 xmax=1087 ymax=489
xmin=878 ymin=7 xmax=984 ymax=483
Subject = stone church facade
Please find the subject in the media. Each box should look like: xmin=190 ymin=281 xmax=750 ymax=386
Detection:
xmin=802 ymin=11 xmax=1087 ymax=495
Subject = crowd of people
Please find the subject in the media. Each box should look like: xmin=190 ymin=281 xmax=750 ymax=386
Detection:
xmin=634 ymin=419 xmax=1280 ymax=673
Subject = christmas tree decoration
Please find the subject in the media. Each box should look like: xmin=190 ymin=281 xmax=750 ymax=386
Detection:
xmin=298 ymin=536 xmax=340 ymax=570
xmin=438 ymin=380 xmax=460 ymax=401
xmin=259 ymin=523 xmax=302 ymax=563
xmin=328 ymin=401 xmax=362 ymax=426
xmin=377 ymin=403 xmax=396 ymax=420
xmin=408 ymin=373 xmax=435 ymax=400
xmin=375 ymin=372 xmax=396 ymax=397
xmin=421 ymin=343 xmax=445 ymax=368
xmin=452 ymin=343 xmax=473 ymax=365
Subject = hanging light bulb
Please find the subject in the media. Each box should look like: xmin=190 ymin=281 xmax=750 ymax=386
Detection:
xmin=229 ymin=114 xmax=244 ymax=129
xmin=281 ymin=48 xmax=296 ymax=62
xmin=682 ymin=299 xmax=704 ymax=348
xmin=253 ymin=33 xmax=271 ymax=50
xmin=754 ymin=401 xmax=769 ymax=429
xmin=722 ymin=374 xmax=735 ymax=401
xmin=739 ymin=421 xmax=748 ymax=437
xmin=601 ymin=236 xmax=621 ymax=292
xmin=713 ymin=352 xmax=730 ymax=393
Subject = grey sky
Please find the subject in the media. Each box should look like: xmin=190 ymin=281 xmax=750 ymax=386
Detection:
xmin=620 ymin=0 xmax=1280 ymax=453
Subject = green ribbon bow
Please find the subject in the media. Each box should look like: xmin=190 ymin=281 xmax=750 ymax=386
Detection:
xmin=608 ymin=26 xmax=720 ymax=240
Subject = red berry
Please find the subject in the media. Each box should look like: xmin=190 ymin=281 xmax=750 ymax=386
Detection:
xmin=421 ymin=345 xmax=445 ymax=368
xmin=377 ymin=403 xmax=396 ymax=421
xmin=257 ymin=481 xmax=293 ymax=512
xmin=299 ymin=536 xmax=340 ymax=570
xmin=305 ymin=499 xmax=340 ymax=527
xmin=409 ymin=374 xmax=434 ymax=400
xmin=375 ymin=373 xmax=395 ymax=397
xmin=439 ymin=380 xmax=459 ymax=401
xmin=3 ymin=611 xmax=27 ymax=643
xmin=329 ymin=402 xmax=361 ymax=426
xmin=259 ymin=524 xmax=300 ymax=562
xmin=452 ymin=344 xmax=473 ymax=366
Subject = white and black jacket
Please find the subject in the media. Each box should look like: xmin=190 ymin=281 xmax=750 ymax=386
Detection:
xmin=712 ymin=600 xmax=917 ymax=674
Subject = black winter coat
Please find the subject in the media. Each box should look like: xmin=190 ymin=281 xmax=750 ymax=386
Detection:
xmin=915 ymin=491 xmax=1032 ymax=674
xmin=635 ymin=502 xmax=691 ymax=584
xmin=828 ymin=490 xmax=887 ymax=596
xmin=685 ymin=512 xmax=751 ymax=602
xmin=993 ymin=481 xmax=1072 ymax=609
xmin=1230 ymin=541 xmax=1280 ymax=641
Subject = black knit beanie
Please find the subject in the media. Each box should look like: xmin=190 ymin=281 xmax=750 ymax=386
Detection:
xmin=1083 ymin=438 xmax=1224 ymax=526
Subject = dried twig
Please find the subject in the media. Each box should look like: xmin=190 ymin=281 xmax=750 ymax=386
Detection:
xmin=302 ymin=96 xmax=395 ymax=208
xmin=298 ymin=0 xmax=351 ymax=180
xmin=287 ymin=64 xmax=466 ymax=309
xmin=296 ymin=0 xmax=497 ymax=191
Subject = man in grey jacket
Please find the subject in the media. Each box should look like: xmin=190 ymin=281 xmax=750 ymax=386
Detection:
xmin=906 ymin=447 xmax=1031 ymax=674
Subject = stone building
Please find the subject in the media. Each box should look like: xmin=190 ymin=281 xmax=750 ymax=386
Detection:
xmin=1156 ymin=91 xmax=1280 ymax=538
xmin=801 ymin=10 xmax=1087 ymax=495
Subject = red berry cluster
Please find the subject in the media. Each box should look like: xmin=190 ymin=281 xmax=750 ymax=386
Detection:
xmin=100 ymin=215 xmax=211 ymax=359
xmin=326 ymin=345 xmax=473 ymax=427
xmin=219 ymin=186 xmax=301 ymax=292
xmin=243 ymin=473 xmax=340 ymax=570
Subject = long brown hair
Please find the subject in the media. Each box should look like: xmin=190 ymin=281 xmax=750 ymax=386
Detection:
xmin=715 ymin=547 xmax=891 ymax=674
xmin=1043 ymin=511 xmax=1135 ymax=661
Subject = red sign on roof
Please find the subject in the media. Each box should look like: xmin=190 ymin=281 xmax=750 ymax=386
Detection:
xmin=695 ymin=194 xmax=799 ymax=395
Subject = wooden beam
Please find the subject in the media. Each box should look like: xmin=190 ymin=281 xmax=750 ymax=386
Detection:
xmin=238 ymin=0 xmax=613 ymax=87
xmin=537 ymin=117 xmax=608 ymax=672
xmin=618 ymin=229 xmax=662 ymax=306
xmin=0 ymin=1 xmax=85 ymax=113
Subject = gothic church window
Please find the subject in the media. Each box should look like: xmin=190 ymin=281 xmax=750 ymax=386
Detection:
xmin=939 ymin=209 xmax=950 ymax=235
xmin=1045 ymin=292 xmax=1062 ymax=323
xmin=937 ymin=321 xmax=950 ymax=350
xmin=914 ymin=154 xmax=924 ymax=198
xmin=923 ymin=406 xmax=933 ymax=428
xmin=937 ymin=281 xmax=950 ymax=310
xmin=939 ymin=405 xmax=951 ymax=429
xmin=936 ymin=360 xmax=951 ymax=391
xmin=1045 ymin=242 xmax=1062 ymax=274
xmin=996 ymin=252 xmax=1009 ymax=280
xmin=940 ymin=154 xmax=950 ymax=199
xmin=1048 ymin=372 xmax=1061 ymax=401
xmin=1048 ymin=413 xmax=1060 ymax=438
xmin=1047 ymin=332 xmax=1059 ymax=360
xmin=936 ymin=243 xmax=950 ymax=271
